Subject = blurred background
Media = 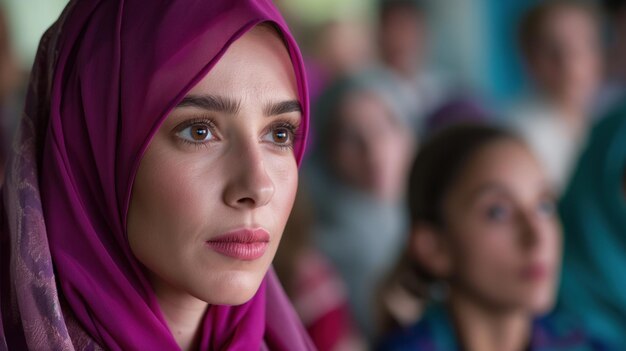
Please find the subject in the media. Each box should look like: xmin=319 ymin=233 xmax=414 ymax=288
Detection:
xmin=3 ymin=0 xmax=626 ymax=350
xmin=0 ymin=0 xmax=562 ymax=106
xmin=0 ymin=0 xmax=579 ymax=103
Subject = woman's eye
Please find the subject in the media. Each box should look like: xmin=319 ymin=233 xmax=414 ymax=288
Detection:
xmin=486 ymin=204 xmax=510 ymax=222
xmin=176 ymin=124 xmax=214 ymax=143
xmin=263 ymin=125 xmax=295 ymax=147
xmin=537 ymin=199 xmax=556 ymax=217
xmin=273 ymin=128 xmax=290 ymax=144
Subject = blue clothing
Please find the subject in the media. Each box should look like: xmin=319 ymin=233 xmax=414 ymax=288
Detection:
xmin=557 ymin=104 xmax=626 ymax=347
xmin=378 ymin=304 xmax=610 ymax=351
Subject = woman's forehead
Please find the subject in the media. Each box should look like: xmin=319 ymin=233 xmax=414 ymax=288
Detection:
xmin=184 ymin=25 xmax=299 ymax=102
xmin=451 ymin=142 xmax=549 ymax=205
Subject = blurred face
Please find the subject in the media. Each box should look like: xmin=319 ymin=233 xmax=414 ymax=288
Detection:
xmin=380 ymin=7 xmax=426 ymax=75
xmin=127 ymin=25 xmax=301 ymax=306
xmin=442 ymin=140 xmax=561 ymax=314
xmin=330 ymin=91 xmax=414 ymax=201
xmin=527 ymin=7 xmax=601 ymax=107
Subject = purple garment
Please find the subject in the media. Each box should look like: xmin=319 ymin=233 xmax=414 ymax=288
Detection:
xmin=0 ymin=0 xmax=313 ymax=350
xmin=423 ymin=96 xmax=490 ymax=137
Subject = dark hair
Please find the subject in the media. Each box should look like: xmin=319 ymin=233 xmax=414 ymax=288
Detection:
xmin=603 ymin=0 xmax=626 ymax=14
xmin=378 ymin=0 xmax=424 ymax=23
xmin=518 ymin=0 xmax=601 ymax=57
xmin=408 ymin=123 xmax=519 ymax=227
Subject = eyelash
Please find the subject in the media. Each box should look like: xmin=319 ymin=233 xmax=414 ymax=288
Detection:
xmin=172 ymin=117 xmax=302 ymax=151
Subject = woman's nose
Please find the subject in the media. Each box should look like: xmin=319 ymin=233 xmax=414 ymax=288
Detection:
xmin=518 ymin=211 xmax=543 ymax=250
xmin=222 ymin=142 xmax=275 ymax=209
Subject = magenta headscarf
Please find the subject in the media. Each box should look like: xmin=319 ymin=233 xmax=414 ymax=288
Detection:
xmin=0 ymin=0 xmax=313 ymax=350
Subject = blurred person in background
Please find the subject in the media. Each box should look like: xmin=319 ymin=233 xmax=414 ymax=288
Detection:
xmin=373 ymin=0 xmax=448 ymax=135
xmin=0 ymin=6 xmax=22 ymax=183
xmin=558 ymin=105 xmax=626 ymax=349
xmin=274 ymin=184 xmax=366 ymax=351
xmin=305 ymin=72 xmax=416 ymax=340
xmin=508 ymin=0 xmax=603 ymax=193
xmin=378 ymin=124 xmax=607 ymax=351
xmin=375 ymin=100 xmax=493 ymax=337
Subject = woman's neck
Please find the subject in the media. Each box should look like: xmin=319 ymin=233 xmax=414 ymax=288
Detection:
xmin=448 ymin=290 xmax=532 ymax=351
xmin=152 ymin=279 xmax=209 ymax=351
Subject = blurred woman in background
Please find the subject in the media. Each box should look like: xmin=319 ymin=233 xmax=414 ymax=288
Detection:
xmin=305 ymin=72 xmax=416 ymax=340
xmin=373 ymin=0 xmax=449 ymax=135
xmin=508 ymin=0 xmax=603 ymax=193
xmin=379 ymin=124 xmax=606 ymax=351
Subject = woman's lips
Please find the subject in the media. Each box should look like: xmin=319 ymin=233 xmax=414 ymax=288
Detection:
xmin=206 ymin=228 xmax=270 ymax=260
xmin=520 ymin=263 xmax=549 ymax=281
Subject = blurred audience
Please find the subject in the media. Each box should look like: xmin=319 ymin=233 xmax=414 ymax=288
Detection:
xmin=507 ymin=0 xmax=603 ymax=193
xmin=378 ymin=124 xmax=607 ymax=351
xmin=372 ymin=0 xmax=449 ymax=135
xmin=558 ymin=104 xmax=626 ymax=349
xmin=304 ymin=72 xmax=416 ymax=340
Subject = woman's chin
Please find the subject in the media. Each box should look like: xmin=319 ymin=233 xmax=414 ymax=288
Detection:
xmin=196 ymin=272 xmax=266 ymax=306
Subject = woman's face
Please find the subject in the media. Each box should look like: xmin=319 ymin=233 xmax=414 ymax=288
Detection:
xmin=127 ymin=25 xmax=301 ymax=305
xmin=330 ymin=91 xmax=414 ymax=201
xmin=442 ymin=140 xmax=561 ymax=314
xmin=528 ymin=7 xmax=601 ymax=107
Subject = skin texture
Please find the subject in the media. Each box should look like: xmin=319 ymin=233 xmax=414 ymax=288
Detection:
xmin=413 ymin=140 xmax=561 ymax=351
xmin=330 ymin=90 xmax=414 ymax=202
xmin=526 ymin=6 xmax=601 ymax=121
xmin=126 ymin=25 xmax=301 ymax=350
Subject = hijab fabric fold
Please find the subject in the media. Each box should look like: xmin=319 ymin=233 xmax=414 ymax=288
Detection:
xmin=0 ymin=0 xmax=313 ymax=350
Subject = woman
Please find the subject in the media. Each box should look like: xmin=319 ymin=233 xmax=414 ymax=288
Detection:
xmin=379 ymin=124 xmax=604 ymax=351
xmin=0 ymin=0 xmax=314 ymax=350
xmin=305 ymin=72 xmax=415 ymax=339
xmin=508 ymin=0 xmax=603 ymax=192
xmin=558 ymin=104 xmax=626 ymax=348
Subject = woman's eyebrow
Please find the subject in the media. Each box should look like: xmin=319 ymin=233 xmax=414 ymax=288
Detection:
xmin=175 ymin=95 xmax=301 ymax=118
xmin=263 ymin=100 xmax=302 ymax=117
xmin=464 ymin=182 xmax=510 ymax=204
xmin=176 ymin=94 xmax=241 ymax=114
